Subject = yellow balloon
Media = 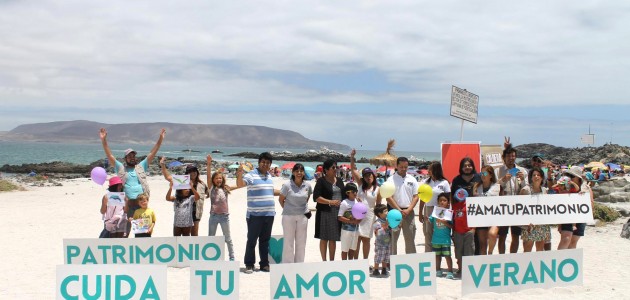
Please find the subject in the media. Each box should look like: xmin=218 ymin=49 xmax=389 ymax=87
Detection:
xmin=417 ymin=184 xmax=433 ymax=203
xmin=379 ymin=181 xmax=395 ymax=198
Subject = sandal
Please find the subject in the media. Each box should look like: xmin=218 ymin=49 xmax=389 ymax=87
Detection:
xmin=446 ymin=272 xmax=454 ymax=279
xmin=436 ymin=270 xmax=443 ymax=277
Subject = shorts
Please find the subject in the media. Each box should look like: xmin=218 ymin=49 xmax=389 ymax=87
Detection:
xmin=340 ymin=229 xmax=359 ymax=252
xmin=560 ymin=223 xmax=586 ymax=237
xmin=135 ymin=233 xmax=151 ymax=238
xmin=374 ymin=246 xmax=391 ymax=264
xmin=432 ymin=244 xmax=451 ymax=256
xmin=453 ymin=231 xmax=475 ymax=259
xmin=498 ymin=226 xmax=522 ymax=236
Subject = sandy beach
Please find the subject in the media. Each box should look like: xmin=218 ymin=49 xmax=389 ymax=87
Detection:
xmin=1 ymin=175 xmax=629 ymax=299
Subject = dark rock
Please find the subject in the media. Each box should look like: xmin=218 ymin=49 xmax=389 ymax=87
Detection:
xmin=515 ymin=143 xmax=630 ymax=166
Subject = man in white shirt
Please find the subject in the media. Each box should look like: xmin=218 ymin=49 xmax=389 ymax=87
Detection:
xmin=386 ymin=157 xmax=419 ymax=254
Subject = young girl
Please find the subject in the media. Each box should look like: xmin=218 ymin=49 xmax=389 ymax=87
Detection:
xmin=430 ymin=193 xmax=454 ymax=279
xmin=519 ymin=167 xmax=550 ymax=252
xmin=372 ymin=204 xmax=391 ymax=277
xmin=165 ymin=180 xmax=200 ymax=236
xmin=129 ymin=193 xmax=156 ymax=238
xmin=100 ymin=176 xmax=127 ymax=238
xmin=206 ymin=155 xmax=241 ymax=261
xmin=159 ymin=157 xmax=209 ymax=236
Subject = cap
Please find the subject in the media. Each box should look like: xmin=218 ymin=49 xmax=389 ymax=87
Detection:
xmin=124 ymin=148 xmax=137 ymax=157
xmin=108 ymin=176 xmax=122 ymax=186
xmin=185 ymin=164 xmax=199 ymax=174
xmin=361 ymin=167 xmax=375 ymax=176
xmin=532 ymin=153 xmax=545 ymax=159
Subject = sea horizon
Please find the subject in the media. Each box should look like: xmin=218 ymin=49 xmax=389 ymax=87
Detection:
xmin=0 ymin=140 xmax=441 ymax=168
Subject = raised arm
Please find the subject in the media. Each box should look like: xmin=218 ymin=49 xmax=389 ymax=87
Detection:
xmin=159 ymin=156 xmax=173 ymax=182
xmin=236 ymin=165 xmax=246 ymax=188
xmin=99 ymin=128 xmax=116 ymax=167
xmin=166 ymin=181 xmax=175 ymax=201
xmin=206 ymin=155 xmax=213 ymax=189
xmin=146 ymin=128 xmax=166 ymax=165
xmin=349 ymin=149 xmax=362 ymax=183
xmin=190 ymin=183 xmax=201 ymax=200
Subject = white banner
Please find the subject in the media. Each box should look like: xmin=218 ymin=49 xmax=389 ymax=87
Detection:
xmin=390 ymin=253 xmax=436 ymax=297
xmin=270 ymin=260 xmax=370 ymax=299
xmin=64 ymin=236 xmax=225 ymax=267
xmin=466 ymin=193 xmax=594 ymax=227
xmin=191 ymin=261 xmax=240 ymax=299
xmin=462 ymin=249 xmax=583 ymax=295
xmin=56 ymin=264 xmax=167 ymax=300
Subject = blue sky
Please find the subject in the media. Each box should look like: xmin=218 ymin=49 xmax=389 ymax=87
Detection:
xmin=0 ymin=1 xmax=629 ymax=152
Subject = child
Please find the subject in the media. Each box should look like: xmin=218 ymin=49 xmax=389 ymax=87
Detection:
xmin=129 ymin=193 xmax=156 ymax=238
xmin=206 ymin=155 xmax=241 ymax=261
xmin=550 ymin=176 xmax=579 ymax=194
xmin=338 ymin=183 xmax=361 ymax=260
xmin=100 ymin=176 xmax=127 ymax=238
xmin=452 ymin=191 xmax=474 ymax=278
xmin=166 ymin=180 xmax=200 ymax=236
xmin=372 ymin=204 xmax=391 ymax=277
xmin=430 ymin=193 xmax=454 ymax=279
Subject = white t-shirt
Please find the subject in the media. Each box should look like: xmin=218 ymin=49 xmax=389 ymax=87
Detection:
xmin=388 ymin=172 xmax=419 ymax=208
xmin=422 ymin=178 xmax=451 ymax=207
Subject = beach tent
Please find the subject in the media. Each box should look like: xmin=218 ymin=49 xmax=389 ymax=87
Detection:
xmin=167 ymin=161 xmax=184 ymax=168
xmin=281 ymin=162 xmax=297 ymax=170
xmin=304 ymin=166 xmax=315 ymax=180
xmin=606 ymin=163 xmax=622 ymax=171
xmin=377 ymin=166 xmax=395 ymax=173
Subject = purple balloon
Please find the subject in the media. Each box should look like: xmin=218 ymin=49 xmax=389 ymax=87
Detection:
xmin=90 ymin=167 xmax=107 ymax=185
xmin=351 ymin=202 xmax=368 ymax=220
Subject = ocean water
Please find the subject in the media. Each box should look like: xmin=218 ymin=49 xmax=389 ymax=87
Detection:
xmin=0 ymin=141 xmax=440 ymax=169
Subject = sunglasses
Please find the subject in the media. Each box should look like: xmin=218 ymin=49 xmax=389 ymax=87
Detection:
xmin=480 ymin=171 xmax=489 ymax=176
xmin=532 ymin=158 xmax=543 ymax=163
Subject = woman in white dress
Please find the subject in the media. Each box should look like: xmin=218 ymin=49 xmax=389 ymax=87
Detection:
xmin=350 ymin=149 xmax=382 ymax=260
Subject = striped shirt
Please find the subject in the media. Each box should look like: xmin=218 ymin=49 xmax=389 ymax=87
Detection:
xmin=244 ymin=168 xmax=276 ymax=217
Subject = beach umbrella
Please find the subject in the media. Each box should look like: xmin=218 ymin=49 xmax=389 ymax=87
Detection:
xmin=585 ymin=161 xmax=606 ymax=169
xmin=370 ymin=139 xmax=398 ymax=167
xmin=304 ymin=166 xmax=315 ymax=180
xmin=606 ymin=163 xmax=621 ymax=171
xmin=281 ymin=162 xmax=297 ymax=170
xmin=167 ymin=161 xmax=184 ymax=168
xmin=227 ymin=164 xmax=240 ymax=170
xmin=377 ymin=166 xmax=395 ymax=173
xmin=418 ymin=169 xmax=429 ymax=175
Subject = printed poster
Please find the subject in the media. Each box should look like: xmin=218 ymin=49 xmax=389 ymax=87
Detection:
xmin=107 ymin=192 xmax=125 ymax=206
xmin=131 ymin=218 xmax=149 ymax=234
xmin=431 ymin=207 xmax=453 ymax=221
xmin=173 ymin=175 xmax=191 ymax=190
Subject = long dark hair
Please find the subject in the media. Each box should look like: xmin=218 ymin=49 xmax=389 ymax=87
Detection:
xmin=175 ymin=189 xmax=192 ymax=201
xmin=290 ymin=163 xmax=305 ymax=182
xmin=427 ymin=162 xmax=447 ymax=183
xmin=361 ymin=172 xmax=377 ymax=192
xmin=459 ymin=157 xmax=477 ymax=176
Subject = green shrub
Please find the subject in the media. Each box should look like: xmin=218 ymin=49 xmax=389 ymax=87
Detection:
xmin=0 ymin=180 xmax=20 ymax=192
xmin=593 ymin=202 xmax=621 ymax=222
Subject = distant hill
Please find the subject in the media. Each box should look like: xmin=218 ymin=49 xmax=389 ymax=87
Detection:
xmin=1 ymin=120 xmax=350 ymax=150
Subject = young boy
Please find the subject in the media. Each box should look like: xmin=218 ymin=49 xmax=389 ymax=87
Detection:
xmin=338 ymin=183 xmax=361 ymax=260
xmin=430 ymin=193 xmax=454 ymax=279
xmin=372 ymin=204 xmax=391 ymax=277
xmin=129 ymin=193 xmax=156 ymax=237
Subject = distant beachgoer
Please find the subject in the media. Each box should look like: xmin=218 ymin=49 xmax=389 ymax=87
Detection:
xmin=100 ymin=128 xmax=165 ymax=237
xmin=557 ymin=166 xmax=593 ymax=250
xmin=519 ymin=167 xmax=550 ymax=252
xmin=279 ymin=163 xmax=312 ymax=263
xmin=159 ymin=157 xmax=209 ymax=236
xmin=236 ymin=152 xmax=279 ymax=274
xmin=350 ymin=149 xmax=381 ymax=260
xmin=472 ymin=165 xmax=500 ymax=255
xmin=385 ymin=157 xmax=420 ymax=255
xmin=495 ymin=146 xmax=528 ymax=253
xmin=100 ymin=176 xmax=127 ymax=238
xmin=313 ymin=159 xmax=344 ymax=261
xmin=206 ymin=154 xmax=241 ymax=261
xmin=165 ymin=179 xmax=199 ymax=236
xmin=418 ymin=162 xmax=450 ymax=253
xmin=129 ymin=193 xmax=155 ymax=238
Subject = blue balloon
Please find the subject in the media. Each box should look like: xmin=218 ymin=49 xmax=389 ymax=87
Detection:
xmin=387 ymin=209 xmax=403 ymax=229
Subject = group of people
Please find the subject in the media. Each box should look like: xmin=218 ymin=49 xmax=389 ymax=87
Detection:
xmin=96 ymin=128 xmax=595 ymax=278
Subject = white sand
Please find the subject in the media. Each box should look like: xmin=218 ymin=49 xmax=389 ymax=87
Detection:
xmin=1 ymin=175 xmax=629 ymax=299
